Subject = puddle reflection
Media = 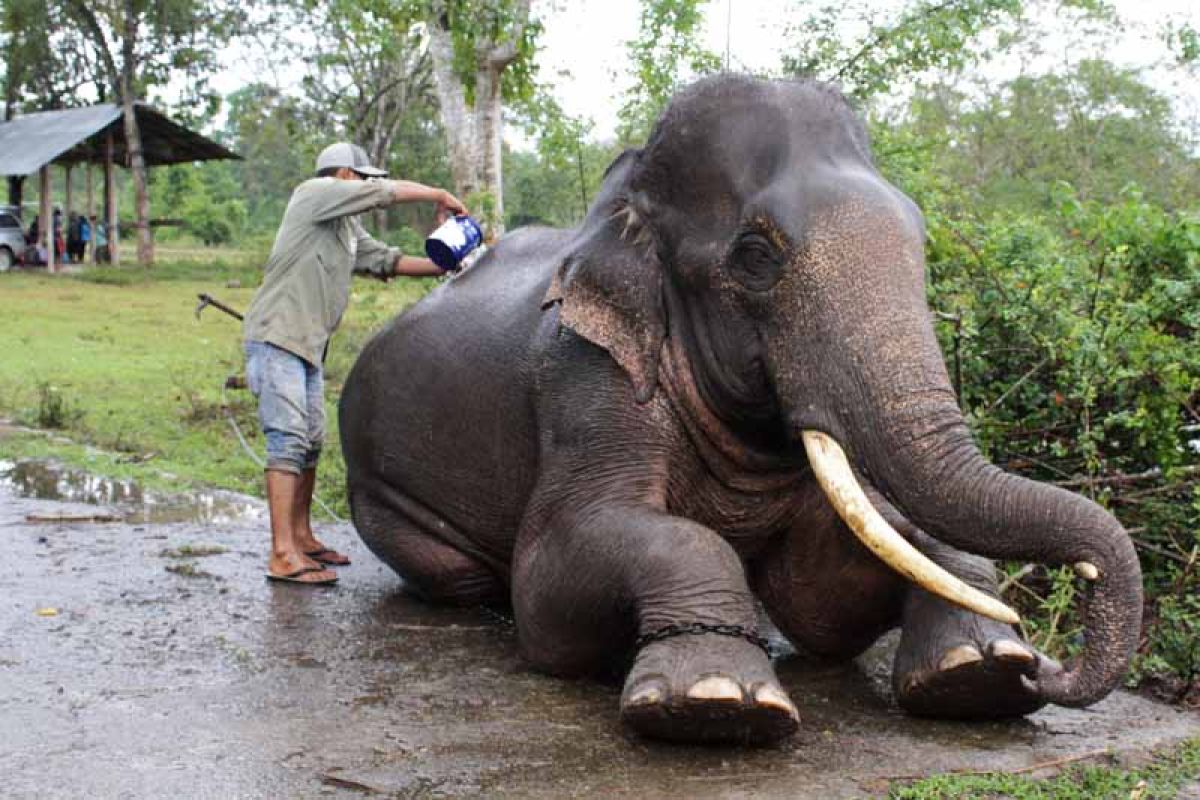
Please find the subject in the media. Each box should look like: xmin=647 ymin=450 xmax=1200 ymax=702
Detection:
xmin=0 ymin=458 xmax=265 ymax=524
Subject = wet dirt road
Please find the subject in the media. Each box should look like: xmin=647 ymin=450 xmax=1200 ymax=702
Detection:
xmin=2 ymin=460 xmax=1198 ymax=799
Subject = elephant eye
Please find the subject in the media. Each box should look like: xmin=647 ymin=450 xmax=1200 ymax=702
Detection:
xmin=729 ymin=233 xmax=783 ymax=291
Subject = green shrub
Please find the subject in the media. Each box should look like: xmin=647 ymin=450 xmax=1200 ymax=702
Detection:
xmin=31 ymin=382 xmax=82 ymax=429
xmin=913 ymin=181 xmax=1200 ymax=681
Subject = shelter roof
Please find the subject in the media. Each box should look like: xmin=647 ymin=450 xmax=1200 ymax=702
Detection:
xmin=0 ymin=103 xmax=239 ymax=177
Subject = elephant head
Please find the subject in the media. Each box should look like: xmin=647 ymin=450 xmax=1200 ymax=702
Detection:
xmin=546 ymin=75 xmax=1141 ymax=709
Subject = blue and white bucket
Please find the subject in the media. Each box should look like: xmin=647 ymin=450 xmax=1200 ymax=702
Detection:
xmin=425 ymin=215 xmax=484 ymax=271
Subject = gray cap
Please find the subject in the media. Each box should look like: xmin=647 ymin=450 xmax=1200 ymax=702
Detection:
xmin=315 ymin=142 xmax=388 ymax=177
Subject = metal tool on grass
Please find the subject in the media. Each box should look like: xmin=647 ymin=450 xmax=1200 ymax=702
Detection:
xmin=194 ymin=292 xmax=244 ymax=321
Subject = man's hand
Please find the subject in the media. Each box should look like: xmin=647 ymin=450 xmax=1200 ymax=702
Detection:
xmin=435 ymin=190 xmax=468 ymax=224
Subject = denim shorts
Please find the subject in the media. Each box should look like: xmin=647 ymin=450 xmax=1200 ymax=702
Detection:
xmin=244 ymin=340 xmax=324 ymax=474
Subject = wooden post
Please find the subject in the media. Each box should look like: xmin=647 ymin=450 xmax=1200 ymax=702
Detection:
xmin=39 ymin=165 xmax=54 ymax=273
xmin=104 ymin=129 xmax=118 ymax=266
xmin=86 ymin=165 xmax=95 ymax=263
xmin=6 ymin=175 xmax=22 ymax=209
xmin=63 ymin=164 xmax=73 ymax=265
xmin=64 ymin=164 xmax=73 ymax=216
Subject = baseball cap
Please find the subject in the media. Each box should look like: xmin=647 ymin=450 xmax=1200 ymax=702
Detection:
xmin=315 ymin=142 xmax=388 ymax=177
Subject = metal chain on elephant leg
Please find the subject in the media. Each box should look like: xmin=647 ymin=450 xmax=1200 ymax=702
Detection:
xmin=635 ymin=622 xmax=774 ymax=656
xmin=477 ymin=604 xmax=517 ymax=631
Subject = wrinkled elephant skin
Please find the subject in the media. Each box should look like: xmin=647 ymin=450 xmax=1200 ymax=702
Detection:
xmin=339 ymin=76 xmax=1141 ymax=745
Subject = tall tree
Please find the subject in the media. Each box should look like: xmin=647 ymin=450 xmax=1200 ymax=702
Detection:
xmin=2 ymin=0 xmax=97 ymax=120
xmin=781 ymin=0 xmax=1025 ymax=102
xmin=299 ymin=0 xmax=435 ymax=231
xmin=898 ymin=59 xmax=1200 ymax=211
xmin=617 ymin=0 xmax=720 ymax=145
xmin=61 ymin=0 xmax=247 ymax=264
xmin=422 ymin=0 xmax=540 ymax=234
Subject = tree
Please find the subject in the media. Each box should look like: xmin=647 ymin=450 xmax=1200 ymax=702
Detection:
xmin=897 ymin=60 xmax=1200 ymax=212
xmin=781 ymin=0 xmax=1025 ymax=102
xmin=422 ymin=0 xmax=540 ymax=234
xmin=617 ymin=0 xmax=720 ymax=145
xmin=62 ymin=0 xmax=248 ymax=264
xmin=1 ymin=0 xmax=96 ymax=120
xmin=298 ymin=0 xmax=436 ymax=232
xmin=222 ymin=83 xmax=320 ymax=233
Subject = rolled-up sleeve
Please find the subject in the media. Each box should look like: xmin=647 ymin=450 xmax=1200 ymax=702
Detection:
xmin=309 ymin=178 xmax=396 ymax=223
xmin=350 ymin=218 xmax=402 ymax=278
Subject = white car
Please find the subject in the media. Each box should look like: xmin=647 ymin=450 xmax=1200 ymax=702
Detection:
xmin=0 ymin=206 xmax=24 ymax=271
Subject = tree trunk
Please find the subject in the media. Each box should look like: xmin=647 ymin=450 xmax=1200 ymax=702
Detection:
xmin=475 ymin=60 xmax=505 ymax=232
xmin=426 ymin=0 xmax=530 ymax=237
xmin=120 ymin=0 xmax=152 ymax=265
xmin=427 ymin=21 xmax=481 ymax=199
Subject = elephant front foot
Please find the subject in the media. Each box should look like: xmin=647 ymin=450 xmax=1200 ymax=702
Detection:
xmin=894 ymin=627 xmax=1059 ymax=719
xmin=620 ymin=632 xmax=799 ymax=745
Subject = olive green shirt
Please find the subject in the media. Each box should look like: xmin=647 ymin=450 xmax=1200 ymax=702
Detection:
xmin=243 ymin=177 xmax=402 ymax=365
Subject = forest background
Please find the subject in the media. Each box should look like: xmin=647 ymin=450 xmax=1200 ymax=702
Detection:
xmin=2 ymin=0 xmax=1199 ymax=706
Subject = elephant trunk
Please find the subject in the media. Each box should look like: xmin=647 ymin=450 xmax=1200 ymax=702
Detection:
xmin=851 ymin=385 xmax=1141 ymax=705
xmin=790 ymin=312 xmax=1143 ymax=706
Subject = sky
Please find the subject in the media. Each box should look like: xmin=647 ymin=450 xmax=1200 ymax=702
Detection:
xmin=528 ymin=0 xmax=1200 ymax=141
xmin=210 ymin=0 xmax=1200 ymax=145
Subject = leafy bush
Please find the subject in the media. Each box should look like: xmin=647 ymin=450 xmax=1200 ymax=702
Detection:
xmin=908 ymin=177 xmax=1200 ymax=684
xmin=30 ymin=382 xmax=82 ymax=429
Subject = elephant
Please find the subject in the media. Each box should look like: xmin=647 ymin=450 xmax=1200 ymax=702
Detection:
xmin=338 ymin=75 xmax=1142 ymax=744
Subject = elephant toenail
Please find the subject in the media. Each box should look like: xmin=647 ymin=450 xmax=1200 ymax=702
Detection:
xmin=626 ymin=681 xmax=666 ymax=707
xmin=990 ymin=639 xmax=1035 ymax=665
xmin=753 ymin=684 xmax=799 ymax=719
xmin=938 ymin=645 xmax=983 ymax=672
xmin=686 ymin=676 xmax=743 ymax=702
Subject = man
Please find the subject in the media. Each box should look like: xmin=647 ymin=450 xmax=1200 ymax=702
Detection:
xmin=243 ymin=142 xmax=466 ymax=584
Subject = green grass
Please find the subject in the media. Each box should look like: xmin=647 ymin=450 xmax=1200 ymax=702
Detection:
xmin=0 ymin=260 xmax=437 ymax=512
xmin=889 ymin=738 xmax=1200 ymax=798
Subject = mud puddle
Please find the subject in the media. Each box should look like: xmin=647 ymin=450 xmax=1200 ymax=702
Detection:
xmin=0 ymin=458 xmax=264 ymax=524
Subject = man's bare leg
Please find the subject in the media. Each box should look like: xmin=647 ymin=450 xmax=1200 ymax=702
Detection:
xmin=293 ymin=466 xmax=350 ymax=565
xmin=267 ymin=468 xmax=336 ymax=583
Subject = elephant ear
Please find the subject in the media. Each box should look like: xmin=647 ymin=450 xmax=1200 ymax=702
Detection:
xmin=543 ymin=197 xmax=666 ymax=404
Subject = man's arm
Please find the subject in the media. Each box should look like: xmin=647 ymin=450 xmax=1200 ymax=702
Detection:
xmin=351 ymin=218 xmax=405 ymax=279
xmin=392 ymin=255 xmax=444 ymax=277
xmin=387 ymin=181 xmax=468 ymax=222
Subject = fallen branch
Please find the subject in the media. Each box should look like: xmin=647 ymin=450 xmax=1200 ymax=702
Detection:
xmin=1131 ymin=537 xmax=1191 ymax=566
xmin=318 ymin=772 xmax=381 ymax=794
xmin=26 ymin=512 xmax=121 ymax=523
xmin=1055 ymin=465 xmax=1199 ymax=490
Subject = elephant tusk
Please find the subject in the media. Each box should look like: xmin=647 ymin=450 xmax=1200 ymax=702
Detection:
xmin=801 ymin=430 xmax=1021 ymax=626
xmin=1075 ymin=561 xmax=1100 ymax=581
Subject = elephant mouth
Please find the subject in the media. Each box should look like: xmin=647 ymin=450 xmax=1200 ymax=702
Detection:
xmin=801 ymin=430 xmax=1099 ymax=624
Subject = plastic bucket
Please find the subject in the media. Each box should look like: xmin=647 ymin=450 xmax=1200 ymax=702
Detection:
xmin=425 ymin=215 xmax=483 ymax=271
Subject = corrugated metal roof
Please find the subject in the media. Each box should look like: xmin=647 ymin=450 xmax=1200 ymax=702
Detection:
xmin=0 ymin=103 xmax=240 ymax=177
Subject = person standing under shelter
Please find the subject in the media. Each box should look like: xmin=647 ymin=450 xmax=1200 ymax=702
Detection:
xmin=79 ymin=214 xmax=92 ymax=262
xmin=242 ymin=142 xmax=467 ymax=585
xmin=66 ymin=212 xmax=82 ymax=263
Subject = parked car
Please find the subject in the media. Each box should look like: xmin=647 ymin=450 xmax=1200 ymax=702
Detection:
xmin=0 ymin=206 xmax=24 ymax=271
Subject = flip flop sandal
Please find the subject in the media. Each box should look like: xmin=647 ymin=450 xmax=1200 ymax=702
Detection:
xmin=305 ymin=548 xmax=351 ymax=566
xmin=266 ymin=566 xmax=338 ymax=585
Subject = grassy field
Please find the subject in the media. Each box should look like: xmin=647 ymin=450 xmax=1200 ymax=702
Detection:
xmin=0 ymin=257 xmax=435 ymax=515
